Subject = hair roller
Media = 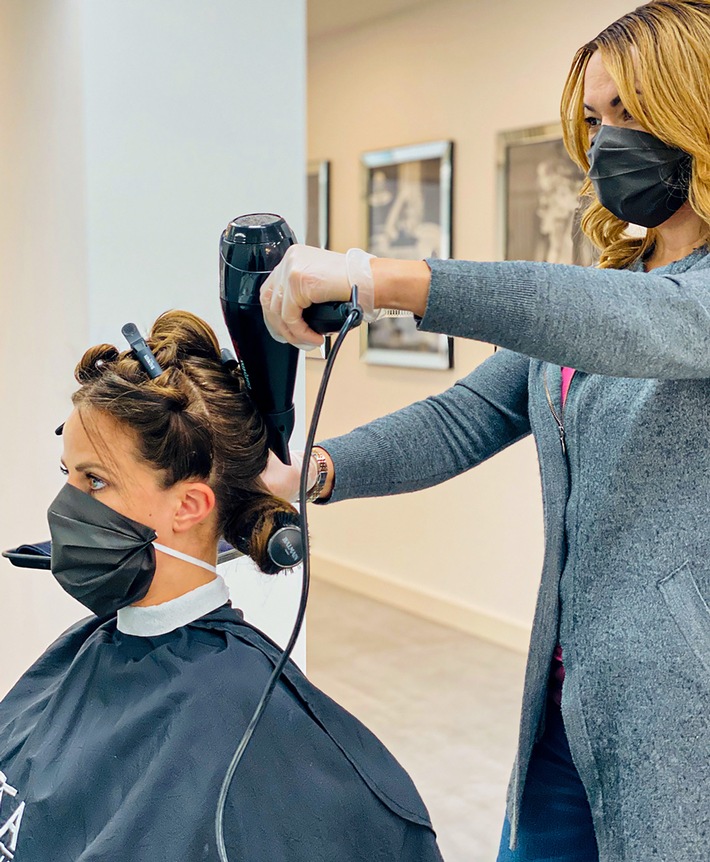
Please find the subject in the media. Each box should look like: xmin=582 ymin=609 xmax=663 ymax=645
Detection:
xmin=74 ymin=344 xmax=120 ymax=383
xmin=223 ymin=496 xmax=302 ymax=575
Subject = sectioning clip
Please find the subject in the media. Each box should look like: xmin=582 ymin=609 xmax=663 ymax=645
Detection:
xmin=220 ymin=348 xmax=239 ymax=372
xmin=121 ymin=323 xmax=163 ymax=379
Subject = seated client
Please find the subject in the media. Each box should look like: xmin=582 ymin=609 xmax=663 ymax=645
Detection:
xmin=0 ymin=310 xmax=443 ymax=862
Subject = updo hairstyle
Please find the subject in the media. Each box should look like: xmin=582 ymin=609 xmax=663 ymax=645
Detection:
xmin=71 ymin=309 xmax=296 ymax=573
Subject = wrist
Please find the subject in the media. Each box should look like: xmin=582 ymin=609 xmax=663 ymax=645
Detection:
xmin=308 ymin=446 xmax=334 ymax=502
xmin=370 ymin=258 xmax=432 ymax=317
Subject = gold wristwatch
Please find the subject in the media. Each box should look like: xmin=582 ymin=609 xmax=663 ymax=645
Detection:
xmin=305 ymin=448 xmax=329 ymax=503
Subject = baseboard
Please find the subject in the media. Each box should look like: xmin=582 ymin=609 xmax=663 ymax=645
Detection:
xmin=310 ymin=552 xmax=531 ymax=654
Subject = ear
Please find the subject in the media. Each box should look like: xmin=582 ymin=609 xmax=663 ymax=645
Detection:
xmin=171 ymin=482 xmax=217 ymax=533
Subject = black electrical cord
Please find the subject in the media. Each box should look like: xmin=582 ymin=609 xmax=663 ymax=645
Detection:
xmin=215 ymin=292 xmax=364 ymax=862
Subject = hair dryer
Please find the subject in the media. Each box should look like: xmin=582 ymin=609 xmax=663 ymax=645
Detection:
xmin=220 ymin=213 xmax=359 ymax=465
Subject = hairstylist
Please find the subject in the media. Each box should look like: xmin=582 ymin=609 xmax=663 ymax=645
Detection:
xmin=261 ymin=3 xmax=710 ymax=861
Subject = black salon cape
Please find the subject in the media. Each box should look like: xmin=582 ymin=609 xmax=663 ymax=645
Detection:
xmin=0 ymin=604 xmax=444 ymax=862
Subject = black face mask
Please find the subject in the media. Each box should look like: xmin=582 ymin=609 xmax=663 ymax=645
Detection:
xmin=48 ymin=484 xmax=219 ymax=617
xmin=48 ymin=483 xmax=158 ymax=617
xmin=587 ymin=125 xmax=692 ymax=228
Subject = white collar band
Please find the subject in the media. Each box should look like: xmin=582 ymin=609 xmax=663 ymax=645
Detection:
xmin=117 ymin=576 xmax=229 ymax=637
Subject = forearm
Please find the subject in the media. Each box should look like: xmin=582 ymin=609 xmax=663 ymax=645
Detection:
xmin=370 ymin=254 xmax=710 ymax=379
xmin=419 ymin=258 xmax=710 ymax=379
xmin=371 ymin=258 xmax=431 ymax=316
xmin=313 ymin=349 xmax=531 ymax=504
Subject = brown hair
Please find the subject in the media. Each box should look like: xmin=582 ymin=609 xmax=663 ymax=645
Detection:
xmin=560 ymin=0 xmax=710 ymax=269
xmin=71 ymin=309 xmax=296 ymax=573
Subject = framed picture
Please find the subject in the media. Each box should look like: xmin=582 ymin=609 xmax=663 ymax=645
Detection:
xmin=360 ymin=140 xmax=454 ymax=370
xmin=306 ymin=159 xmax=332 ymax=360
xmin=498 ymin=123 xmax=595 ymax=265
xmin=306 ymin=159 xmax=330 ymax=249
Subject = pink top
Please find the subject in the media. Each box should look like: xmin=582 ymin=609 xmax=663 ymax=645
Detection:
xmin=561 ymin=366 xmax=576 ymax=405
xmin=550 ymin=367 xmax=575 ymax=706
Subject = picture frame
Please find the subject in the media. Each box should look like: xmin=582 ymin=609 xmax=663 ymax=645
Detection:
xmin=497 ymin=123 xmax=595 ymax=265
xmin=360 ymin=140 xmax=454 ymax=370
xmin=306 ymin=159 xmax=330 ymax=249
xmin=305 ymin=159 xmax=332 ymax=360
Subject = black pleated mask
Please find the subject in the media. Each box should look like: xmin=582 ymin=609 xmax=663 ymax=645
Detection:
xmin=587 ymin=126 xmax=692 ymax=228
xmin=48 ymin=483 xmax=157 ymax=617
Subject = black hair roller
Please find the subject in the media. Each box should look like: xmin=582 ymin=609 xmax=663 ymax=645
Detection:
xmin=233 ymin=511 xmax=303 ymax=575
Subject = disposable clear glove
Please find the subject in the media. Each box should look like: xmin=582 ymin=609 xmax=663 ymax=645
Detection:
xmin=260 ymin=245 xmax=378 ymax=350
xmin=260 ymin=450 xmax=317 ymax=505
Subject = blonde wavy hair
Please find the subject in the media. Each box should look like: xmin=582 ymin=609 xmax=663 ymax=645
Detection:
xmin=560 ymin=0 xmax=710 ymax=269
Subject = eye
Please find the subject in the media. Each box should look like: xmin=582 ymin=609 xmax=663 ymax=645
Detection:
xmin=87 ymin=474 xmax=107 ymax=493
xmin=59 ymin=465 xmax=69 ymax=476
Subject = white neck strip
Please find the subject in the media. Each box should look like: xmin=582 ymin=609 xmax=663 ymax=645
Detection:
xmin=117 ymin=576 xmax=229 ymax=637
xmin=153 ymin=542 xmax=218 ymax=574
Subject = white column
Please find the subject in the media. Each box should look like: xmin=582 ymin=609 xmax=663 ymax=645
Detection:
xmin=0 ymin=0 xmax=307 ymax=695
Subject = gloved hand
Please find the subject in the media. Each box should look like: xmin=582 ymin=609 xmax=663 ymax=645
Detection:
xmin=260 ymin=451 xmax=316 ymax=504
xmin=260 ymin=245 xmax=377 ymax=350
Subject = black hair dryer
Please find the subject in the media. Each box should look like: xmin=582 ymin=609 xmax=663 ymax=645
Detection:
xmin=220 ymin=213 xmax=360 ymax=465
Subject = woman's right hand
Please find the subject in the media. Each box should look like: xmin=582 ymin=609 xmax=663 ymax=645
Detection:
xmin=260 ymin=245 xmax=377 ymax=350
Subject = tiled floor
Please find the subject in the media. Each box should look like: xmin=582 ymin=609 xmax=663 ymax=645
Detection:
xmin=306 ymin=579 xmax=528 ymax=862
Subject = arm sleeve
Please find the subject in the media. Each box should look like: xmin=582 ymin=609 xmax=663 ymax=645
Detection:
xmin=420 ymin=257 xmax=710 ymax=379
xmin=318 ymin=348 xmax=530 ymax=504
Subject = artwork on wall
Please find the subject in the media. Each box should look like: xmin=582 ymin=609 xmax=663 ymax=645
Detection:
xmin=305 ymin=159 xmax=332 ymax=360
xmin=360 ymin=140 xmax=454 ymax=370
xmin=498 ymin=123 xmax=595 ymax=266
xmin=306 ymin=159 xmax=330 ymax=249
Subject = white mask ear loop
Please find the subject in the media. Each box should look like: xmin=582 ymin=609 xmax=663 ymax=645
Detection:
xmin=153 ymin=542 xmax=218 ymax=575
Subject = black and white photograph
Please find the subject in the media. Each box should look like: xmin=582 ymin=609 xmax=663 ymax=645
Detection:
xmin=361 ymin=141 xmax=454 ymax=370
xmin=499 ymin=124 xmax=595 ymax=266
xmin=306 ymin=159 xmax=330 ymax=249
xmin=306 ymin=159 xmax=332 ymax=360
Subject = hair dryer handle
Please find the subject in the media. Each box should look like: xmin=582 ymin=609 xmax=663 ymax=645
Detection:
xmin=303 ymin=301 xmax=363 ymax=335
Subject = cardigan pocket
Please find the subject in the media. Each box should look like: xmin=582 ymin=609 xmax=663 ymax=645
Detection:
xmin=657 ymin=561 xmax=710 ymax=675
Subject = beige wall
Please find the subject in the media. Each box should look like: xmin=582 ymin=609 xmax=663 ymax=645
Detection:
xmin=0 ymin=0 xmax=307 ymax=697
xmin=0 ymin=0 xmax=92 ymax=693
xmin=306 ymin=0 xmax=633 ymax=650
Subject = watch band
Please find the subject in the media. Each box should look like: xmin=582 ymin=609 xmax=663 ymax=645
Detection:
xmin=305 ymin=448 xmax=329 ymax=503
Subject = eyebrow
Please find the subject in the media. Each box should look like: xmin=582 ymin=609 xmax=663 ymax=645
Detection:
xmin=60 ymin=459 xmax=113 ymax=475
xmin=583 ymin=95 xmax=623 ymax=113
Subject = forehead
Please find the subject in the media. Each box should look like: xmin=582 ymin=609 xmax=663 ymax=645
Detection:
xmin=62 ymin=408 xmax=136 ymax=465
xmin=583 ymin=52 xmax=620 ymax=109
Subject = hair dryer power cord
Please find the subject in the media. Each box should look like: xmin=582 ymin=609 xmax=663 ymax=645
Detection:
xmin=215 ymin=292 xmax=364 ymax=862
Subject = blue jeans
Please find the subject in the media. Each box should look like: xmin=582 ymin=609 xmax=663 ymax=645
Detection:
xmin=496 ymin=702 xmax=599 ymax=862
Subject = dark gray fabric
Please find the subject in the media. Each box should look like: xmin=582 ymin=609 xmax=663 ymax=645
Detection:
xmin=319 ymin=247 xmax=710 ymax=861
xmin=0 ymin=606 xmax=444 ymax=861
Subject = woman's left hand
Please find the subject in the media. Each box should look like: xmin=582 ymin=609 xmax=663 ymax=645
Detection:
xmin=260 ymin=451 xmax=314 ymax=504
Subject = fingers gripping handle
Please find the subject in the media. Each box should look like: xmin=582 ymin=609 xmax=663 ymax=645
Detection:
xmin=301 ymin=247 xmax=372 ymax=333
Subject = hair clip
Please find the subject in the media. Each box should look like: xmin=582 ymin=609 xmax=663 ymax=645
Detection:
xmin=121 ymin=323 xmax=163 ymax=379
xmin=220 ymin=348 xmax=239 ymax=372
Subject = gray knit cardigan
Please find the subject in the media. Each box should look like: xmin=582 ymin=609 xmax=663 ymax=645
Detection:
xmin=319 ymin=247 xmax=710 ymax=861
